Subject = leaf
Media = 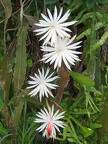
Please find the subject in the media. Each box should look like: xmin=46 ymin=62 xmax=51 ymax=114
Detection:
xmin=0 ymin=0 xmax=12 ymax=19
xmin=77 ymin=28 xmax=91 ymax=40
xmin=70 ymin=71 xmax=95 ymax=88
xmin=99 ymin=0 xmax=108 ymax=4
xmin=13 ymin=26 xmax=28 ymax=90
xmin=70 ymin=116 xmax=94 ymax=138
xmin=68 ymin=138 xmax=76 ymax=142
xmin=90 ymin=123 xmax=102 ymax=129
xmin=0 ymin=97 xmax=4 ymax=111
xmin=77 ymin=22 xmax=103 ymax=40
xmin=0 ymin=122 xmax=7 ymax=135
xmin=14 ymin=98 xmax=24 ymax=125
xmin=78 ymin=12 xmax=93 ymax=24
xmin=92 ymin=31 xmax=108 ymax=52
xmin=85 ymin=91 xmax=99 ymax=113
xmin=66 ymin=118 xmax=81 ymax=143
xmin=81 ymin=127 xmax=94 ymax=138
xmin=85 ymin=0 xmax=96 ymax=9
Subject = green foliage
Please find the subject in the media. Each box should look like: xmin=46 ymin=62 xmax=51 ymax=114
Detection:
xmin=0 ymin=0 xmax=108 ymax=144
xmin=70 ymin=71 xmax=95 ymax=88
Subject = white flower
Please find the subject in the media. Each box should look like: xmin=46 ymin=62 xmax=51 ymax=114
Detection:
xmin=27 ymin=68 xmax=58 ymax=101
xmin=35 ymin=105 xmax=65 ymax=139
xmin=41 ymin=35 xmax=82 ymax=70
xmin=34 ymin=6 xmax=77 ymax=45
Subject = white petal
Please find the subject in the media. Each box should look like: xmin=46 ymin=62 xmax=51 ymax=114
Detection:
xmin=35 ymin=105 xmax=65 ymax=139
xmin=41 ymin=13 xmax=50 ymax=22
xmin=47 ymin=8 xmax=53 ymax=21
xmin=57 ymin=29 xmax=70 ymax=37
xmin=56 ymin=7 xmax=63 ymax=21
xmin=39 ymin=30 xmax=51 ymax=41
xmin=59 ymin=21 xmax=77 ymax=27
xmin=58 ymin=10 xmax=70 ymax=23
xmin=54 ymin=6 xmax=57 ymax=20
xmin=27 ymin=84 xmax=37 ymax=89
xmin=62 ymin=55 xmax=71 ymax=70
xmin=60 ymin=27 xmax=71 ymax=32
xmin=36 ymin=123 xmax=47 ymax=132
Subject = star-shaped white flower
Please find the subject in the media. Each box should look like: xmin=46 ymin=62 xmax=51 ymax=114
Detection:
xmin=27 ymin=68 xmax=58 ymax=101
xmin=35 ymin=105 xmax=65 ymax=139
xmin=41 ymin=35 xmax=82 ymax=70
xmin=34 ymin=6 xmax=77 ymax=45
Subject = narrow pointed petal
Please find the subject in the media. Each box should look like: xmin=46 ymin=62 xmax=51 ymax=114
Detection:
xmin=27 ymin=68 xmax=58 ymax=101
xmin=35 ymin=105 xmax=65 ymax=139
xmin=41 ymin=36 xmax=81 ymax=70
xmin=34 ymin=7 xmax=77 ymax=45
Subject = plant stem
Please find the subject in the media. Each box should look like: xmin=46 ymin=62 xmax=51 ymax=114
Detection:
xmin=1 ymin=57 xmax=17 ymax=144
xmin=56 ymin=64 xmax=69 ymax=104
xmin=99 ymin=87 xmax=108 ymax=144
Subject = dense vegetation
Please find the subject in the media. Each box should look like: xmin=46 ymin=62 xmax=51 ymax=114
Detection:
xmin=0 ymin=0 xmax=108 ymax=143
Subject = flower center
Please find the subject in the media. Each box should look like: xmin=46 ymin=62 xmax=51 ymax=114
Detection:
xmin=56 ymin=47 xmax=62 ymax=53
xmin=50 ymin=21 xmax=57 ymax=29
xmin=39 ymin=77 xmax=45 ymax=85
